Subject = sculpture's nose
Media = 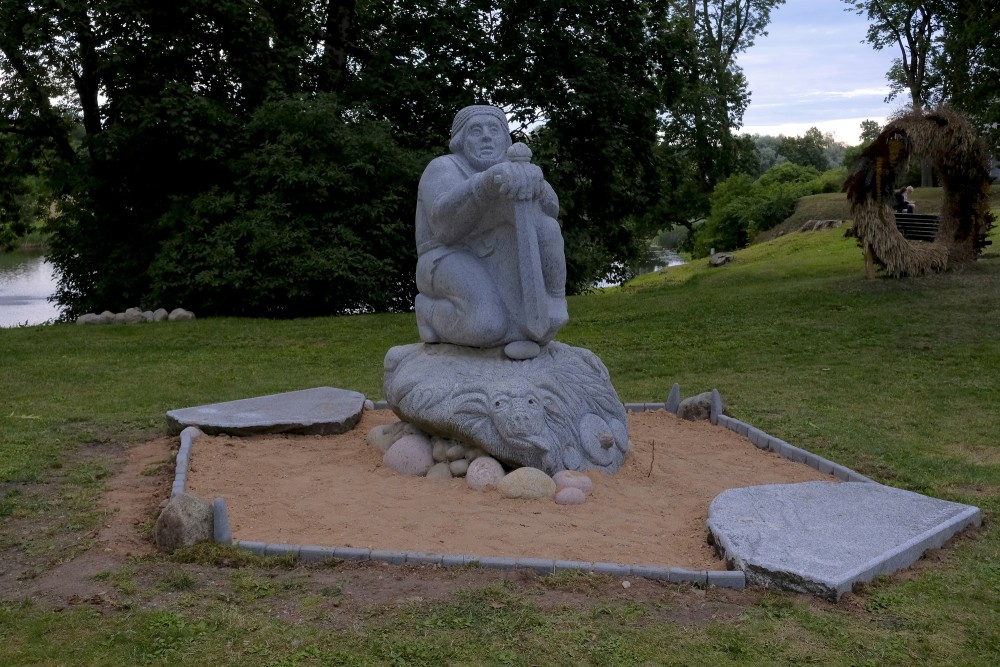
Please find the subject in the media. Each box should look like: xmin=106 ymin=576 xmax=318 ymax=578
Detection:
xmin=510 ymin=410 xmax=530 ymax=435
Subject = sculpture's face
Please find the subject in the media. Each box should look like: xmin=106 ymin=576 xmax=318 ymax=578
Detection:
xmin=462 ymin=114 xmax=508 ymax=167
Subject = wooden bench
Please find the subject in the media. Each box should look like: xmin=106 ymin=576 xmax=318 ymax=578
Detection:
xmin=894 ymin=213 xmax=939 ymax=242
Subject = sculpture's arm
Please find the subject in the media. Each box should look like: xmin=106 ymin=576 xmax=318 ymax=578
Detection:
xmin=420 ymin=159 xmax=500 ymax=245
xmin=539 ymin=181 xmax=559 ymax=220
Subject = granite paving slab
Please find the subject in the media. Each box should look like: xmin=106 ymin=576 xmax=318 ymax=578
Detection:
xmin=707 ymin=481 xmax=981 ymax=600
xmin=166 ymin=387 xmax=365 ymax=436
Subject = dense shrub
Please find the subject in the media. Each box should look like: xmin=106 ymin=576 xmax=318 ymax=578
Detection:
xmin=146 ymin=97 xmax=428 ymax=316
xmin=692 ymin=163 xmax=827 ymax=256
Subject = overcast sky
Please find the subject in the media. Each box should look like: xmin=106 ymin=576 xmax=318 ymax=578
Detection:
xmin=738 ymin=1 xmax=908 ymax=145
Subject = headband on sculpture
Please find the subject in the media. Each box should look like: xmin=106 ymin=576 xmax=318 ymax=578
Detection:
xmin=451 ymin=105 xmax=509 ymax=137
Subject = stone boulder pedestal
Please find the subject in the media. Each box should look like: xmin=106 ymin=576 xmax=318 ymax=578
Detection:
xmin=384 ymin=341 xmax=629 ymax=475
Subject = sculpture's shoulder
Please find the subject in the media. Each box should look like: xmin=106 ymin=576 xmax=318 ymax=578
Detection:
xmin=420 ymin=154 xmax=474 ymax=187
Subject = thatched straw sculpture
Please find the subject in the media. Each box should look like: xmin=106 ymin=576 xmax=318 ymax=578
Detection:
xmin=844 ymin=106 xmax=994 ymax=278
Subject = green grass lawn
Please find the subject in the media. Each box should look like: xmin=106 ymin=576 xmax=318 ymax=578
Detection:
xmin=2 ymin=221 xmax=999 ymax=665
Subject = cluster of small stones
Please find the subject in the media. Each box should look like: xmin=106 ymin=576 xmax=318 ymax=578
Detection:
xmin=367 ymin=421 xmax=595 ymax=505
xmin=76 ymin=307 xmax=195 ymax=325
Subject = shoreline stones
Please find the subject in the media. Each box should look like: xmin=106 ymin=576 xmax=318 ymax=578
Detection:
xmin=77 ymin=307 xmax=195 ymax=325
xmin=368 ymin=418 xmax=592 ymax=505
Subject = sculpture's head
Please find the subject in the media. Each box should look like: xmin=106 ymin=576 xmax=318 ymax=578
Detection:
xmin=449 ymin=105 xmax=512 ymax=171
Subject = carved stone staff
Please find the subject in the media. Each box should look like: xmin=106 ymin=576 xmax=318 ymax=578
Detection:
xmin=506 ymin=142 xmax=549 ymax=340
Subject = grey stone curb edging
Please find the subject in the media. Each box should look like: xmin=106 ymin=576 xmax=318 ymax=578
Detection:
xmin=713 ymin=412 xmax=873 ymax=483
xmin=227 ymin=538 xmax=745 ymax=589
xmin=171 ymin=426 xmax=202 ymax=497
xmin=166 ymin=386 xmax=980 ymax=601
xmin=166 ymin=414 xmax=742 ymax=589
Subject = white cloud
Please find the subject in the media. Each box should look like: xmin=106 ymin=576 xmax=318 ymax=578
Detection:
xmin=736 ymin=3 xmax=900 ymax=142
xmin=739 ymin=116 xmax=891 ymax=145
xmin=801 ymin=87 xmax=892 ymax=100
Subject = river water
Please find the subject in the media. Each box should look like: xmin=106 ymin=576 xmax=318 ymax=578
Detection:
xmin=0 ymin=252 xmax=62 ymax=328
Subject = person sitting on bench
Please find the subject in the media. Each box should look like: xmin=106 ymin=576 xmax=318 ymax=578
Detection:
xmin=893 ymin=185 xmax=915 ymax=213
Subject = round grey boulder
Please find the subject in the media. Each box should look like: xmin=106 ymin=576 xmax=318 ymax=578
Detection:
xmin=553 ymin=470 xmax=593 ymax=496
xmin=76 ymin=313 xmax=101 ymax=325
xmin=154 ymin=492 xmax=214 ymax=553
xmin=383 ymin=433 xmax=434 ymax=476
xmin=425 ymin=462 xmax=453 ymax=480
xmin=678 ymin=392 xmax=714 ymax=421
xmin=431 ymin=437 xmax=450 ymax=462
xmin=368 ymin=423 xmax=404 ymax=453
xmin=497 ymin=467 xmax=556 ymax=500
xmin=169 ymin=307 xmax=195 ymax=321
xmin=555 ymin=487 xmax=588 ymax=505
xmin=466 ymin=456 xmax=505 ymax=491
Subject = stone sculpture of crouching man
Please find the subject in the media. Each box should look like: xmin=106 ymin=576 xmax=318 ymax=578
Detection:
xmin=414 ymin=105 xmax=568 ymax=360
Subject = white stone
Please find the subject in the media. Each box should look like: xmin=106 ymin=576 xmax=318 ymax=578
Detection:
xmin=383 ymin=433 xmax=434 ymax=476
xmin=553 ymin=470 xmax=593 ymax=496
xmin=425 ymin=462 xmax=453 ymax=480
xmin=367 ymin=423 xmax=400 ymax=453
xmin=496 ymin=467 xmax=556 ymax=499
xmin=466 ymin=456 xmax=505 ymax=491
xmin=555 ymin=487 xmax=587 ymax=505
xmin=431 ymin=438 xmax=450 ymax=462
xmin=448 ymin=458 xmax=469 ymax=476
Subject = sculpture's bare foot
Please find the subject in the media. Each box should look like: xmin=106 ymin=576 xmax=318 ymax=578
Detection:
xmin=504 ymin=340 xmax=541 ymax=360
xmin=417 ymin=321 xmax=441 ymax=344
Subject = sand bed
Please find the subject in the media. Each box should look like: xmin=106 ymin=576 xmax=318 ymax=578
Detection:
xmin=185 ymin=409 xmax=831 ymax=569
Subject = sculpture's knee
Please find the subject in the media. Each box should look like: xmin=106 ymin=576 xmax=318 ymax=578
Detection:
xmin=416 ymin=250 xmax=509 ymax=346
xmin=537 ymin=216 xmax=567 ymax=295
xmin=432 ymin=292 xmax=507 ymax=346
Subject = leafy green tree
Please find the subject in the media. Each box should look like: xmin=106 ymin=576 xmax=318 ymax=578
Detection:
xmin=692 ymin=161 xmax=823 ymax=255
xmin=844 ymin=1 xmax=938 ymax=110
xmin=929 ymin=1 xmax=1000 ymax=152
xmin=0 ymin=134 xmax=36 ymax=250
xmin=349 ymin=0 xmax=694 ymax=291
xmin=844 ymin=1 xmax=943 ymax=185
xmin=778 ymin=127 xmax=836 ymax=172
xmin=860 ymin=119 xmax=883 ymax=144
xmin=654 ymin=0 xmax=783 ymax=235
xmin=843 ymin=119 xmax=884 ymax=169
xmin=2 ymin=0 xmax=699 ymax=313
xmin=146 ymin=97 xmax=428 ymax=316
xmin=752 ymin=135 xmax=787 ymax=176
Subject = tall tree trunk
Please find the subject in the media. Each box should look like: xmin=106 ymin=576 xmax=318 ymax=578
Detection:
xmin=319 ymin=0 xmax=357 ymax=93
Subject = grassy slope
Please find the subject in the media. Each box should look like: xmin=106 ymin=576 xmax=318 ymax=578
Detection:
xmin=757 ymin=185 xmax=1000 ymax=241
xmin=2 ymin=222 xmax=1000 ymax=665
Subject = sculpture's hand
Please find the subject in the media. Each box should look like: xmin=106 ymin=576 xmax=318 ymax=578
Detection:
xmin=486 ymin=162 xmax=545 ymax=201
